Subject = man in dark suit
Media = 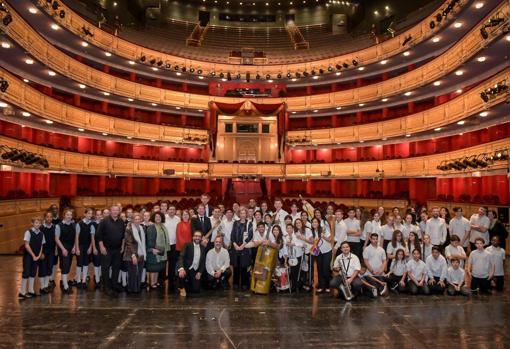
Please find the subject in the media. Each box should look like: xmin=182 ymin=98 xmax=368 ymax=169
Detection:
xmin=177 ymin=231 xmax=206 ymax=297
xmin=191 ymin=204 xmax=212 ymax=236
xmin=200 ymin=193 xmax=212 ymax=217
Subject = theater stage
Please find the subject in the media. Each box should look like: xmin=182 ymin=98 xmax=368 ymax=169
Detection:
xmin=1 ymin=256 xmax=509 ymax=349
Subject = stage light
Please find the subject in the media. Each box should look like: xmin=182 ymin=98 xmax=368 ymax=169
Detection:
xmin=174 ymin=65 xmax=179 ymax=71
xmin=404 ymin=91 xmax=412 ymax=96
xmin=48 ymin=71 xmax=56 ymax=76
xmin=380 ymin=60 xmax=388 ymax=65
xmin=256 ymin=74 xmax=261 ymax=80
xmin=403 ymin=51 xmax=410 ymax=56
xmin=50 ymin=23 xmax=59 ymax=30
xmin=127 ymin=98 xmax=134 ymax=102
xmin=149 ymin=58 xmax=156 ymax=65
xmin=277 ymin=73 xmax=282 ymax=79
xmin=157 ymin=60 xmax=163 ymax=66
xmin=475 ymin=2 xmax=484 ymax=9
xmin=480 ymin=91 xmax=489 ymax=102
xmin=477 ymin=56 xmax=486 ymax=62
xmin=210 ymin=71 xmax=216 ymax=77
xmin=140 ymin=55 xmax=146 ymax=62
xmin=295 ymin=72 xmax=301 ymax=78
xmin=433 ymin=81 xmax=441 ymax=86
xmin=152 ymin=67 xmax=158 ymax=71
xmin=103 ymin=92 xmax=110 ymax=96
xmin=219 ymin=72 xmax=225 ymax=78
xmin=432 ymin=37 xmax=440 ymax=43
xmin=342 ymin=63 xmax=349 ymax=69
xmin=189 ymin=68 xmax=195 ymax=73
xmin=435 ymin=13 xmax=442 ymax=22
xmin=59 ymin=10 xmax=65 ymax=18
xmin=287 ymin=72 xmax=292 ymax=78
xmin=352 ymin=59 xmax=358 ymax=66
xmin=453 ymin=22 xmax=462 ymax=28
xmin=311 ymin=70 xmax=316 ymax=76
xmin=2 ymin=14 xmax=12 ymax=26
xmin=480 ymin=27 xmax=489 ymax=39
xmin=319 ymin=69 xmax=325 ymax=74
xmin=0 ymin=102 xmax=8 ymax=108
xmin=128 ymin=60 xmax=136 ymax=65
xmin=429 ymin=21 xmax=436 ymax=29
xmin=22 ymin=112 xmax=30 ymax=117
xmin=197 ymin=69 xmax=202 ymax=75
xmin=78 ymin=128 xmax=84 ymax=132
xmin=455 ymin=70 xmax=463 ymax=76
xmin=266 ymin=74 xmax=271 ymax=80
xmin=104 ymin=52 xmax=112 ymax=57
xmin=457 ymin=120 xmax=465 ymax=125
xmin=52 ymin=1 xmax=59 ymax=10
xmin=434 ymin=127 xmax=442 ymax=131
xmin=327 ymin=66 xmax=333 ymax=72
xmin=381 ymin=98 xmax=388 ymax=102
xmin=479 ymin=111 xmax=488 ymax=117
xmin=335 ymin=64 xmax=341 ymax=70
xmin=28 ymin=7 xmax=38 ymax=14
xmin=44 ymin=119 xmax=53 ymax=124
xmin=78 ymin=84 xmax=86 ymax=89
xmin=1 ymin=41 xmax=10 ymax=48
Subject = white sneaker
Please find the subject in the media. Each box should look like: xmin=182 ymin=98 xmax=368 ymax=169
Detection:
xmin=371 ymin=287 xmax=378 ymax=298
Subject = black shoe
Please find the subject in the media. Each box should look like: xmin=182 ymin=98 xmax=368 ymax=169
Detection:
xmin=18 ymin=293 xmax=27 ymax=299
xmin=27 ymin=292 xmax=38 ymax=297
xmin=113 ymin=285 xmax=124 ymax=293
xmin=40 ymin=288 xmax=48 ymax=295
xmin=94 ymin=280 xmax=102 ymax=289
xmin=80 ymin=282 xmax=88 ymax=290
xmin=69 ymin=280 xmax=78 ymax=287
xmin=62 ymin=287 xmax=72 ymax=294
xmin=49 ymin=280 xmax=56 ymax=287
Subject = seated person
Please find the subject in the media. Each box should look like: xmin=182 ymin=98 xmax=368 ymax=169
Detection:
xmin=426 ymin=246 xmax=448 ymax=294
xmin=358 ymin=267 xmax=388 ymax=297
xmin=205 ymin=236 xmax=231 ymax=290
xmin=406 ymin=249 xmax=430 ymax=295
xmin=177 ymin=231 xmax=206 ymax=297
xmin=446 ymin=258 xmax=470 ymax=296
xmin=330 ymin=242 xmax=367 ymax=300
xmin=444 ymin=235 xmax=467 ymax=267
xmin=467 ymin=237 xmax=494 ymax=294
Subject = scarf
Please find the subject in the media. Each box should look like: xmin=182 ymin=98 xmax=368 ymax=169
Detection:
xmin=155 ymin=223 xmax=168 ymax=263
xmin=132 ymin=224 xmax=146 ymax=258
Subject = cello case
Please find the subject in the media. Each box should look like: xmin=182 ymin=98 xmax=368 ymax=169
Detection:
xmin=250 ymin=244 xmax=277 ymax=294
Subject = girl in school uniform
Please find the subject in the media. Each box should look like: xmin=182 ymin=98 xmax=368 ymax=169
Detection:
xmin=91 ymin=209 xmax=102 ymax=288
xmin=18 ymin=217 xmax=45 ymax=299
xmin=385 ymin=249 xmax=407 ymax=293
xmin=39 ymin=211 xmax=56 ymax=294
xmin=55 ymin=209 xmax=76 ymax=294
xmin=75 ymin=208 xmax=95 ymax=289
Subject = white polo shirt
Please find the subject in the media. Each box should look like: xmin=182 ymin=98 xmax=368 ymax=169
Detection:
xmin=446 ymin=266 xmax=465 ymax=285
xmin=426 ymin=254 xmax=447 ymax=281
xmin=344 ymin=218 xmax=361 ymax=243
xmin=406 ymin=258 xmax=428 ymax=281
xmin=469 ymin=214 xmax=490 ymax=245
xmin=468 ymin=249 xmax=493 ymax=278
xmin=334 ymin=219 xmax=347 ymax=249
xmin=444 ymin=244 xmax=466 ymax=267
xmin=362 ymin=244 xmax=386 ymax=275
xmin=449 ymin=216 xmax=470 ymax=247
xmin=381 ymin=224 xmax=394 ymax=241
xmin=425 ymin=217 xmax=447 ymax=246
xmin=333 ymin=253 xmax=361 ymax=278
xmin=486 ymin=246 xmax=505 ymax=276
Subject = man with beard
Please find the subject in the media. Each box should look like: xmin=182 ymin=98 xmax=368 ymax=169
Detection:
xmin=177 ymin=231 xmax=206 ymax=297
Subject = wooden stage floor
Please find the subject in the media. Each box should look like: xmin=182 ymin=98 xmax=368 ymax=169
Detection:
xmin=0 ymin=256 xmax=508 ymax=348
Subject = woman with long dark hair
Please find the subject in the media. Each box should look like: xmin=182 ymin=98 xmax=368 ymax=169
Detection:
xmin=310 ymin=217 xmax=333 ymax=293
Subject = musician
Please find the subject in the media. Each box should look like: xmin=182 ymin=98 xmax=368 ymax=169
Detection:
xmin=300 ymin=211 xmax=311 ymax=229
xmin=248 ymin=198 xmax=260 ymax=212
xmin=219 ymin=209 xmax=235 ymax=248
xmin=333 ymin=209 xmax=347 ymax=257
xmin=310 ymin=217 xmax=333 ymax=293
xmin=330 ymin=242 xmax=365 ymax=300
xmin=177 ymin=231 xmax=206 ymax=297
xmin=363 ymin=233 xmax=388 ymax=294
xmin=191 ymin=204 xmax=212 ymax=237
xmin=230 ymin=208 xmax=253 ymax=290
xmin=345 ymin=209 xmax=362 ymax=260
xmin=294 ymin=218 xmax=313 ymax=291
xmin=273 ymin=198 xmax=289 ymax=232
xmin=425 ymin=207 xmax=448 ymax=248
xmin=284 ymin=223 xmax=304 ymax=291
xmin=205 ymin=236 xmax=231 ymax=290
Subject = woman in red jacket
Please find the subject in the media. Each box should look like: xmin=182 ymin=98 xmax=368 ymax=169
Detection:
xmin=176 ymin=210 xmax=192 ymax=257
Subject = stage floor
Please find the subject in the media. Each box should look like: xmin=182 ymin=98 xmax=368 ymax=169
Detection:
xmin=1 ymin=256 xmax=509 ymax=349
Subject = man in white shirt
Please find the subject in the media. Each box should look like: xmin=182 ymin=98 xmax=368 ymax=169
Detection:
xmin=467 ymin=237 xmax=494 ymax=294
xmin=273 ymin=198 xmax=289 ymax=232
xmin=425 ymin=207 xmax=447 ymax=247
xmin=426 ymin=246 xmax=447 ymax=294
xmin=449 ymin=207 xmax=470 ymax=248
xmin=469 ymin=207 xmax=490 ymax=248
xmin=364 ymin=212 xmax=382 ymax=247
xmin=177 ymin=231 xmax=206 ymax=297
xmin=164 ymin=204 xmax=181 ymax=287
xmin=330 ymin=242 xmax=365 ymax=300
xmin=345 ymin=208 xmax=362 ymax=259
xmin=446 ymin=258 xmax=470 ymax=296
xmin=206 ymin=236 xmax=231 ymax=290
xmin=444 ymin=235 xmax=467 ymax=267
xmin=486 ymin=236 xmax=505 ymax=291
xmin=363 ymin=233 xmax=387 ymax=278
xmin=333 ymin=209 xmax=347 ymax=256
xmin=205 ymin=207 xmax=223 ymax=249
xmin=219 ymin=209 xmax=235 ymax=248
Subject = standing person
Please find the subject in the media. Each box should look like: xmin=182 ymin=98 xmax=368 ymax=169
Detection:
xmin=406 ymin=249 xmax=430 ymax=295
xmin=449 ymin=208 xmax=471 ymax=250
xmin=191 ymin=204 xmax=212 ymax=237
xmin=206 ymin=236 xmax=231 ymax=290
xmin=177 ymin=231 xmax=206 ymax=297
xmin=123 ymin=213 xmax=146 ymax=294
xmin=145 ymin=212 xmax=168 ymax=290
xmin=344 ymin=209 xmax=362 ymax=260
xmin=164 ymin=204 xmax=181 ymax=289
xmin=469 ymin=207 xmax=490 ymax=250
xmin=289 ymin=203 xmax=301 ymax=223
xmin=333 ymin=209 xmax=347 ymax=257
xmin=230 ymin=208 xmax=253 ymax=290
xmin=200 ymin=193 xmax=213 ymax=217
xmin=381 ymin=215 xmax=395 ymax=251
xmin=39 ymin=211 xmax=56 ymax=293
xmin=18 ymin=217 xmax=45 ymax=299
xmin=55 ymin=209 xmax=76 ymax=294
xmin=444 ymin=235 xmax=467 ymax=267
xmin=205 ymin=207 xmax=222 ymax=250
xmin=48 ymin=204 xmax=60 ymax=225
xmin=363 ymin=233 xmax=388 ymax=294
xmin=75 ymin=208 xmax=95 ymax=289
xmin=283 ymin=224 xmax=304 ymax=292
xmin=364 ymin=212 xmax=382 ymax=247
xmin=446 ymin=258 xmax=471 ymax=296
xmin=467 ymin=237 xmax=494 ymax=294
xmin=91 ymin=209 xmax=102 ymax=288
xmin=386 ymin=230 xmax=406 ymax=262
xmin=421 ymin=234 xmax=433 ymax=262
xmin=425 ymin=207 xmax=447 ymax=249
xmin=219 ymin=209 xmax=234 ymax=248
xmin=418 ymin=212 xmax=428 ymax=237
xmin=401 ymin=213 xmax=419 ymax=242
xmin=273 ymin=198 xmax=289 ymax=232
xmin=426 ymin=246 xmax=448 ymax=294
xmin=486 ymin=236 xmax=505 ymax=291
xmin=176 ymin=210 xmax=192 ymax=260
xmin=310 ymin=217 xmax=333 ymax=293
xmin=406 ymin=232 xmax=421 ymax=260
xmin=96 ymin=205 xmax=125 ymax=296
xmin=488 ymin=210 xmax=508 ymax=249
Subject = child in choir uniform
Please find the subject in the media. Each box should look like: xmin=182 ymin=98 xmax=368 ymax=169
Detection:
xmin=385 ymin=249 xmax=407 ymax=293
xmin=91 ymin=209 xmax=102 ymax=288
xmin=467 ymin=237 xmax=494 ymax=294
xmin=406 ymin=249 xmax=430 ymax=295
xmin=446 ymin=258 xmax=470 ymax=296
xmin=55 ymin=209 xmax=76 ymax=294
xmin=39 ymin=211 xmax=56 ymax=293
xmin=486 ymin=236 xmax=505 ymax=291
xmin=444 ymin=235 xmax=467 ymax=267
xmin=18 ymin=217 xmax=45 ymax=299
xmin=75 ymin=208 xmax=96 ymax=289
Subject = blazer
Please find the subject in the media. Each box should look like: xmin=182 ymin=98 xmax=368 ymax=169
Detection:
xmin=177 ymin=242 xmax=206 ymax=274
xmin=191 ymin=216 xmax=212 ymax=236
xmin=122 ymin=224 xmax=144 ymax=262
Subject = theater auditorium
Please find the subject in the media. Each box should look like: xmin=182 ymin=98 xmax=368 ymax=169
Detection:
xmin=0 ymin=0 xmax=509 ymax=347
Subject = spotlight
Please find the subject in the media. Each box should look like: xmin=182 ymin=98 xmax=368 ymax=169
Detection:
xmin=295 ymin=72 xmax=301 ymax=78
xmin=480 ymin=91 xmax=489 ymax=102
xmin=0 ymin=78 xmax=9 ymax=92
xmin=352 ymin=59 xmax=358 ymax=66
xmin=59 ymin=10 xmax=65 ymax=18
xmin=181 ymin=66 xmax=186 ymax=72
xmin=429 ymin=21 xmax=436 ymax=29
xmin=266 ymin=74 xmax=271 ymax=80
xmin=303 ymin=71 xmax=309 ymax=77
xmin=2 ymin=14 xmax=12 ymax=26
xmin=157 ymin=60 xmax=163 ymax=66
xmin=435 ymin=13 xmax=442 ymax=22
xmin=189 ymin=67 xmax=195 ymax=73
xmin=342 ymin=63 xmax=349 ymax=69
xmin=165 ymin=62 xmax=171 ymax=69
xmin=174 ymin=65 xmax=179 ymax=71
xmin=219 ymin=72 xmax=225 ymax=78
xmin=256 ymin=74 xmax=261 ymax=80
xmin=287 ymin=72 xmax=292 ymax=78
xmin=149 ymin=58 xmax=156 ymax=65
xmin=52 ymin=1 xmax=59 ymax=10
xmin=197 ymin=69 xmax=202 ymax=75
xmin=480 ymin=27 xmax=489 ymax=39
xmin=140 ymin=55 xmax=146 ymax=62
xmin=335 ymin=64 xmax=341 ymax=70
xmin=277 ymin=73 xmax=282 ymax=79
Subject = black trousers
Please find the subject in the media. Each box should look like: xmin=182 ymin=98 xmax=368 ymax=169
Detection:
xmin=207 ymin=269 xmax=232 ymax=289
xmin=58 ymin=248 xmax=73 ymax=275
xmin=348 ymin=242 xmax=362 ymax=261
xmin=407 ymin=280 xmax=430 ymax=295
xmin=101 ymin=248 xmax=121 ymax=291
xmin=383 ymin=240 xmax=391 ymax=252
xmin=330 ymin=276 xmax=366 ymax=298
xmin=429 ymin=276 xmax=445 ymax=294
xmin=387 ymin=274 xmax=407 ymax=292
xmin=493 ymin=275 xmax=504 ymax=291
xmin=127 ymin=261 xmax=144 ymax=293
xmin=447 ymin=284 xmax=470 ymax=296
xmin=39 ymin=251 xmax=54 ymax=278
xmin=22 ymin=253 xmax=39 ymax=278
xmin=177 ymin=268 xmax=202 ymax=293
xmin=312 ymin=251 xmax=332 ymax=290
xmin=289 ymin=256 xmax=303 ymax=291
xmin=471 ymin=276 xmax=491 ymax=293
xmin=163 ymin=245 xmax=178 ymax=286
xmin=233 ymin=255 xmax=250 ymax=288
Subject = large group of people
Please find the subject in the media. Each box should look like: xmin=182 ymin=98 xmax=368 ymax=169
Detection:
xmin=18 ymin=194 xmax=507 ymax=301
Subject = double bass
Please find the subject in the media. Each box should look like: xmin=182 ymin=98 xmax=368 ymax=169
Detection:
xmin=250 ymin=238 xmax=278 ymax=295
